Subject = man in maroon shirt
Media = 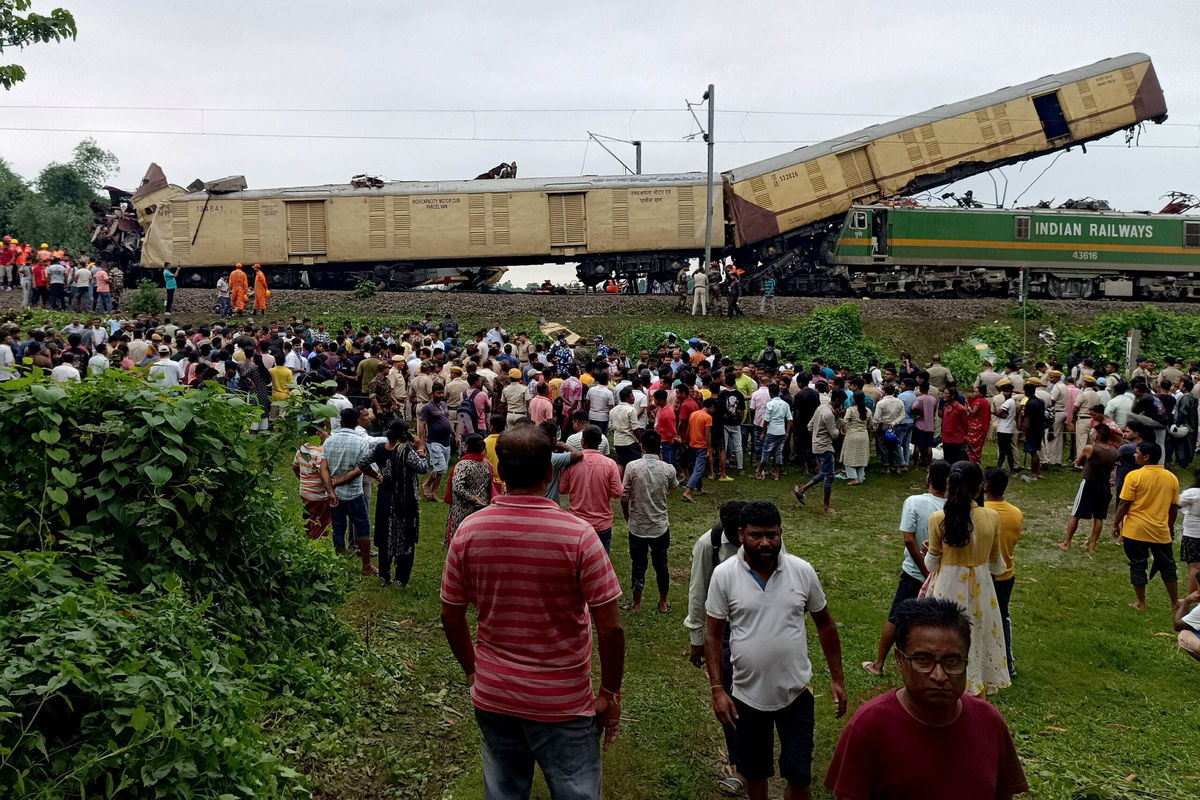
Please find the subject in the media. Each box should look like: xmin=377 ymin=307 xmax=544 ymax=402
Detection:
xmin=939 ymin=386 xmax=969 ymax=464
xmin=825 ymin=597 xmax=1028 ymax=799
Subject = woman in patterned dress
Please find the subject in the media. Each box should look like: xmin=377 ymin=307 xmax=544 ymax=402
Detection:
xmin=923 ymin=460 xmax=1011 ymax=697
xmin=443 ymin=434 xmax=495 ymax=545
xmin=241 ymin=353 xmax=273 ymax=432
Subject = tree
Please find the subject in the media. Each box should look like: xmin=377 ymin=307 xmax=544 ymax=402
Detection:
xmin=36 ymin=139 xmax=117 ymax=205
xmin=10 ymin=192 xmax=92 ymax=251
xmin=0 ymin=0 xmax=77 ymax=89
xmin=4 ymin=139 xmax=118 ymax=252
xmin=0 ymin=156 xmax=31 ymax=233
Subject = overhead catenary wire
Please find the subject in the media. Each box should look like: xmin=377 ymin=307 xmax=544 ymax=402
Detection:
xmin=0 ymin=102 xmax=1196 ymax=129
xmin=0 ymin=125 xmax=1197 ymax=148
xmin=1010 ymin=151 xmax=1067 ymax=207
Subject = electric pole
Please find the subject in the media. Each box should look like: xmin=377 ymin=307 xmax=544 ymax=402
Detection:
xmin=703 ymin=84 xmax=715 ymax=269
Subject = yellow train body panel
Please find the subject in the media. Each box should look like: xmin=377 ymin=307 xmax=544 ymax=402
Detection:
xmin=139 ymin=174 xmax=722 ymax=270
xmin=723 ymin=53 xmax=1166 ymax=247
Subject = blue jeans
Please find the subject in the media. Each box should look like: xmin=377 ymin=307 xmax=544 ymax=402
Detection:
xmin=724 ymin=427 xmax=743 ymax=470
xmin=475 ymin=708 xmax=601 ymax=800
xmin=660 ymin=442 xmax=675 ymax=466
xmin=96 ymin=291 xmax=112 ymax=312
xmin=218 ymin=297 xmax=231 ymax=318
xmin=687 ymin=447 xmax=707 ymax=490
xmin=895 ymin=423 xmax=913 ymax=466
xmin=330 ymin=494 xmax=370 ymax=550
xmin=760 ymin=433 xmax=787 ymax=467
xmin=743 ymin=423 xmax=759 ymax=457
xmin=814 ymin=451 xmax=835 ymax=490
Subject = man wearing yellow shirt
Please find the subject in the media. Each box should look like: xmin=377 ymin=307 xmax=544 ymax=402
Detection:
xmin=984 ymin=467 xmax=1023 ymax=677
xmin=484 ymin=413 xmax=506 ymax=491
xmin=1114 ymin=441 xmax=1180 ymax=613
xmin=268 ymin=363 xmax=294 ymax=421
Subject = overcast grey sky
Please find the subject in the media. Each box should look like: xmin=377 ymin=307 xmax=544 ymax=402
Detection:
xmin=2 ymin=0 xmax=1197 ymax=284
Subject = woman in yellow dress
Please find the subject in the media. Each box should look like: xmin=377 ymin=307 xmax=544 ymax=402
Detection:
xmin=924 ymin=460 xmax=1011 ymax=696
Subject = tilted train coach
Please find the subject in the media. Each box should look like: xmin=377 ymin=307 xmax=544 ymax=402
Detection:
xmin=121 ymin=52 xmax=1167 ymax=293
xmin=723 ymin=51 xmax=1167 ymax=292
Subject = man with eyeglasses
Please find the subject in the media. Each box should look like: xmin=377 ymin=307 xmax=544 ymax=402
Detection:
xmin=825 ymin=597 xmax=1028 ymax=799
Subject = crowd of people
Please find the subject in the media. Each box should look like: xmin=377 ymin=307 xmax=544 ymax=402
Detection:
xmin=0 ymin=235 xmax=278 ymax=318
xmin=0 ymin=237 xmax=125 ymax=312
xmin=9 ymin=297 xmax=1200 ymax=799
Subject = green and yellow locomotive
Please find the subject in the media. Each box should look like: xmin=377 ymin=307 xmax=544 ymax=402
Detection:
xmin=825 ymin=205 xmax=1200 ymax=300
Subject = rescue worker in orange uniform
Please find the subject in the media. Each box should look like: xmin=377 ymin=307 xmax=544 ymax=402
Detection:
xmin=229 ymin=263 xmax=249 ymax=313
xmin=253 ymin=263 xmax=268 ymax=311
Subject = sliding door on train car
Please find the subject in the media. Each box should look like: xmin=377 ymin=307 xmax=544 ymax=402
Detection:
xmin=286 ymin=200 xmax=328 ymax=261
xmin=548 ymin=192 xmax=587 ymax=254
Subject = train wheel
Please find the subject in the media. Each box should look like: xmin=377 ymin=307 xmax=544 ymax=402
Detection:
xmin=953 ymin=280 xmax=983 ymax=299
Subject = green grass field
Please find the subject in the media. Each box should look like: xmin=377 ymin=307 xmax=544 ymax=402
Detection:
xmin=271 ymin=440 xmax=1198 ymax=800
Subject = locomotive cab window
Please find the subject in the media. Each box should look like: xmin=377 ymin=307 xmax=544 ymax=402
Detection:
xmin=1015 ymin=216 xmax=1030 ymax=240
xmin=1185 ymin=221 xmax=1200 ymax=248
xmin=851 ymin=211 xmax=868 ymax=230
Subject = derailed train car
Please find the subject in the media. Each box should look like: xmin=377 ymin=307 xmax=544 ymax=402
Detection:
xmin=133 ymin=172 xmax=721 ymax=289
xmin=723 ymin=52 xmax=1168 ymax=291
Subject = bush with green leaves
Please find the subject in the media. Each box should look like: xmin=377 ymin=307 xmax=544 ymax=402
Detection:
xmin=1007 ymin=300 xmax=1045 ymax=321
xmin=1053 ymin=305 xmax=1200 ymax=367
xmin=0 ymin=371 xmax=351 ymax=798
xmin=0 ymin=554 xmax=301 ymax=799
xmin=123 ymin=279 xmax=165 ymax=315
xmin=793 ymin=303 xmax=884 ymax=370
xmin=619 ymin=302 xmax=883 ymax=369
xmin=354 ymin=280 xmax=378 ymax=300
xmin=941 ymin=322 xmax=1023 ymax=387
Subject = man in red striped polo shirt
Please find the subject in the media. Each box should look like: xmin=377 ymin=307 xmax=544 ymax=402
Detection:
xmin=441 ymin=425 xmax=625 ymax=799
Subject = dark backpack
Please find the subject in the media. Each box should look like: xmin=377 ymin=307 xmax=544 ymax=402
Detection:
xmin=757 ymin=347 xmax=780 ymax=371
xmin=461 ymin=388 xmax=483 ymax=429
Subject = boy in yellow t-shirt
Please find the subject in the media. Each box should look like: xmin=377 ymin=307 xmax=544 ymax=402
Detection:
xmin=984 ymin=467 xmax=1023 ymax=677
xmin=1114 ymin=440 xmax=1180 ymax=613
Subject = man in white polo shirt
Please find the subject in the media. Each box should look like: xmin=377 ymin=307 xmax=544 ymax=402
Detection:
xmin=705 ymin=500 xmax=846 ymax=800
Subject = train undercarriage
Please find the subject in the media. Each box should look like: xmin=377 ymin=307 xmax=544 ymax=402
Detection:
xmin=783 ymin=261 xmax=1200 ymax=300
